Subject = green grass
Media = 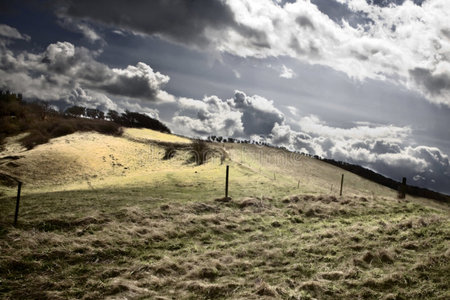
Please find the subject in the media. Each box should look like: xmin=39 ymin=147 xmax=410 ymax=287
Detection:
xmin=0 ymin=137 xmax=449 ymax=299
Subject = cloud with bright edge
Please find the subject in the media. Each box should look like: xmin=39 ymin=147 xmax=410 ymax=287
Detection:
xmin=0 ymin=36 xmax=171 ymax=115
xmin=58 ymin=0 xmax=450 ymax=106
xmin=0 ymin=24 xmax=31 ymax=41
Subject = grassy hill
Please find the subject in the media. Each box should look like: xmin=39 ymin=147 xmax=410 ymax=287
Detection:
xmin=0 ymin=128 xmax=449 ymax=299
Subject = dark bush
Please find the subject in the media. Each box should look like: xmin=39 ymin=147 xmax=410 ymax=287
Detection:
xmin=190 ymin=140 xmax=210 ymax=165
xmin=20 ymin=130 xmax=50 ymax=149
xmin=163 ymin=146 xmax=177 ymax=160
xmin=50 ymin=123 xmax=76 ymax=137
xmin=64 ymin=105 xmax=85 ymax=117
xmin=89 ymin=120 xmax=122 ymax=136
xmin=118 ymin=111 xmax=171 ymax=133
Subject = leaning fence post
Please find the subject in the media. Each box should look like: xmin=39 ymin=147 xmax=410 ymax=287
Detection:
xmin=339 ymin=174 xmax=344 ymax=196
xmin=398 ymin=177 xmax=406 ymax=199
xmin=225 ymin=165 xmax=229 ymax=199
xmin=14 ymin=182 xmax=22 ymax=226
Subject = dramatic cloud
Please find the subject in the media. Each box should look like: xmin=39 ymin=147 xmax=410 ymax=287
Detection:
xmin=63 ymin=86 xmax=160 ymax=118
xmin=231 ymin=91 xmax=284 ymax=135
xmin=173 ymin=95 xmax=244 ymax=137
xmin=0 ymin=39 xmax=171 ymax=106
xmin=0 ymin=24 xmax=30 ymax=41
xmin=55 ymin=0 xmax=450 ymax=105
xmin=66 ymin=86 xmax=118 ymax=112
xmin=57 ymin=0 xmax=247 ymax=48
xmin=172 ymin=90 xmax=284 ymax=137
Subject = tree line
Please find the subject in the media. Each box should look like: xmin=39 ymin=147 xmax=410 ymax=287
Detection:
xmin=64 ymin=105 xmax=170 ymax=133
xmin=0 ymin=90 xmax=170 ymax=149
xmin=321 ymin=158 xmax=450 ymax=202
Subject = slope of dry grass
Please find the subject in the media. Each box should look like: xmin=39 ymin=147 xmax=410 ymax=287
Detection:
xmin=0 ymin=192 xmax=448 ymax=299
xmin=122 ymin=128 xmax=191 ymax=144
xmin=0 ymin=129 xmax=449 ymax=299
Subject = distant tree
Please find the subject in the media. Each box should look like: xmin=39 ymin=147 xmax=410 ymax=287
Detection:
xmin=31 ymin=101 xmax=57 ymax=120
xmin=120 ymin=110 xmax=170 ymax=133
xmin=0 ymin=88 xmax=122 ymax=150
xmin=65 ymin=105 xmax=86 ymax=117
xmin=106 ymin=110 xmax=121 ymax=122
xmin=86 ymin=108 xmax=105 ymax=119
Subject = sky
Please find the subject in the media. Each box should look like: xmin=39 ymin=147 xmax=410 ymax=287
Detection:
xmin=0 ymin=0 xmax=449 ymax=194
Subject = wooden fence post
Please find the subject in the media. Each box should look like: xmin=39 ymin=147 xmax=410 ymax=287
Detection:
xmin=14 ymin=182 xmax=22 ymax=226
xmin=225 ymin=165 xmax=229 ymax=199
xmin=399 ymin=177 xmax=406 ymax=199
xmin=339 ymin=174 xmax=344 ymax=196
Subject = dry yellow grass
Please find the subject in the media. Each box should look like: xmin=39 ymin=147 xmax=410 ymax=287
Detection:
xmin=0 ymin=129 xmax=449 ymax=299
xmin=0 ymin=130 xmax=197 ymax=194
xmin=0 ymin=133 xmax=28 ymax=159
xmin=123 ymin=128 xmax=191 ymax=144
xmin=1 ymin=129 xmax=447 ymax=213
xmin=0 ymin=193 xmax=448 ymax=299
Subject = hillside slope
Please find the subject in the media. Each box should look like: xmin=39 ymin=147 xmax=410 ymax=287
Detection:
xmin=0 ymin=128 xmax=415 ymax=197
xmin=0 ymin=129 xmax=449 ymax=299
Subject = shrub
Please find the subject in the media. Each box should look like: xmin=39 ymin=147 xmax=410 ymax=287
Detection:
xmin=163 ymin=146 xmax=177 ymax=160
xmin=190 ymin=140 xmax=210 ymax=165
xmin=90 ymin=120 xmax=122 ymax=136
xmin=20 ymin=129 xmax=50 ymax=149
xmin=50 ymin=123 xmax=76 ymax=137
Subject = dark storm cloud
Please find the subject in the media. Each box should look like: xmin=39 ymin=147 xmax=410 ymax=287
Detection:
xmin=57 ymin=0 xmax=250 ymax=48
xmin=49 ymin=0 xmax=450 ymax=107
xmin=231 ymin=91 xmax=285 ymax=136
xmin=409 ymin=68 xmax=450 ymax=96
xmin=173 ymin=95 xmax=244 ymax=137
xmin=172 ymin=91 xmax=285 ymax=138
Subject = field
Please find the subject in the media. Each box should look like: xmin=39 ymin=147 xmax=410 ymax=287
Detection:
xmin=0 ymin=129 xmax=449 ymax=299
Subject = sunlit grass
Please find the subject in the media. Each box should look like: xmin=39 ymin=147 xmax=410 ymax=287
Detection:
xmin=0 ymin=130 xmax=449 ymax=299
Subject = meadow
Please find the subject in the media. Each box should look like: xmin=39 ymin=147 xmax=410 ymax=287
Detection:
xmin=0 ymin=129 xmax=449 ymax=299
